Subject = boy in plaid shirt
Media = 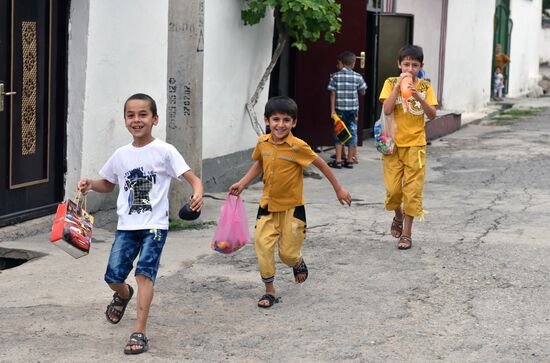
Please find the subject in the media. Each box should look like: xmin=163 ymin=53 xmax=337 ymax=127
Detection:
xmin=327 ymin=51 xmax=367 ymax=169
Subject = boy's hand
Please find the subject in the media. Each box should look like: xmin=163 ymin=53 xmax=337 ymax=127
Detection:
xmin=229 ymin=182 xmax=245 ymax=196
xmin=410 ymin=84 xmax=421 ymax=100
xmin=336 ymin=187 xmax=352 ymax=206
xmin=77 ymin=178 xmax=92 ymax=194
xmin=189 ymin=194 xmax=204 ymax=212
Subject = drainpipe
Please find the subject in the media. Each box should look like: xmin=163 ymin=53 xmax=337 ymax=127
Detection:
xmin=385 ymin=0 xmax=395 ymax=12
xmin=437 ymin=0 xmax=449 ymax=107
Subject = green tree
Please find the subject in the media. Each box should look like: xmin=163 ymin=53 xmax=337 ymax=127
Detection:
xmin=241 ymin=0 xmax=341 ymax=135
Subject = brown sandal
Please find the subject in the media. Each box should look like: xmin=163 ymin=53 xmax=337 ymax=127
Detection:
xmin=390 ymin=217 xmax=403 ymax=238
xmin=398 ymin=236 xmax=412 ymax=250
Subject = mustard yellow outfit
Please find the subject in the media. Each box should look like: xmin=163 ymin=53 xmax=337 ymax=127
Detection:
xmin=251 ymin=132 xmax=318 ymax=282
xmin=379 ymin=77 xmax=438 ymax=217
xmin=495 ymin=53 xmax=511 ymax=69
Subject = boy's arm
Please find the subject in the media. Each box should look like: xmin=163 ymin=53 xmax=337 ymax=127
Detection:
xmin=229 ymin=160 xmax=263 ymax=196
xmin=413 ymin=94 xmax=437 ymax=120
xmin=181 ymin=170 xmax=204 ymax=211
xmin=77 ymin=178 xmax=115 ymax=194
xmin=330 ymin=91 xmax=336 ymax=116
xmin=311 ymin=157 xmax=352 ymax=206
xmin=411 ymin=84 xmax=437 ymax=120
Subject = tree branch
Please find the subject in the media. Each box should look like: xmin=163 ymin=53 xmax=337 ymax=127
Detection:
xmin=246 ymin=6 xmax=287 ymax=136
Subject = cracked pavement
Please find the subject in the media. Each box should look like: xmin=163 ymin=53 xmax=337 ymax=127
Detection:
xmin=1 ymin=99 xmax=550 ymax=362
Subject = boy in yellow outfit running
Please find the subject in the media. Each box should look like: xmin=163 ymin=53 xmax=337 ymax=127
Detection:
xmin=378 ymin=45 xmax=438 ymax=250
xmin=229 ymin=96 xmax=352 ymax=308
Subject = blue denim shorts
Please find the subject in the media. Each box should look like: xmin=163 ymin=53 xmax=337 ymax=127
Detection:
xmin=334 ymin=109 xmax=358 ymax=147
xmin=104 ymin=229 xmax=167 ymax=285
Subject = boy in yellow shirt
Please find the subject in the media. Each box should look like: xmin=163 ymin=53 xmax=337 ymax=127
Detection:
xmin=229 ymin=96 xmax=352 ymax=308
xmin=378 ymin=45 xmax=438 ymax=250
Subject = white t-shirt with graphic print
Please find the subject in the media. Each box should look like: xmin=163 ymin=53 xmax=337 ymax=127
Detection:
xmin=99 ymin=138 xmax=190 ymax=230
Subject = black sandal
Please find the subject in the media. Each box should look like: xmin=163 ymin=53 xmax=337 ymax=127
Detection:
xmin=257 ymin=294 xmax=280 ymax=308
xmin=293 ymin=258 xmax=308 ymax=283
xmin=398 ymin=236 xmax=412 ymax=250
xmin=329 ymin=160 xmax=343 ymax=169
xmin=124 ymin=332 xmax=149 ymax=355
xmin=105 ymin=284 xmax=134 ymax=324
xmin=391 ymin=217 xmax=403 ymax=238
xmin=343 ymin=161 xmax=354 ymax=169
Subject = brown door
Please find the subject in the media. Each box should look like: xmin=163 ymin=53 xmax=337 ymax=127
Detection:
xmin=0 ymin=0 xmax=67 ymax=227
xmin=293 ymin=0 xmax=368 ymax=147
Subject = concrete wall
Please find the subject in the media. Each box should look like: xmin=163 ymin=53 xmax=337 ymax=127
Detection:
xmin=508 ymin=0 xmax=542 ymax=97
xmin=67 ymin=0 xmax=169 ymax=209
xmin=394 ymin=0 xmax=442 ymax=97
xmin=442 ymin=0 xmax=495 ymax=112
xmin=540 ymin=28 xmax=550 ymax=64
xmin=65 ymin=0 xmax=89 ymax=201
xmin=202 ymin=0 xmax=274 ymax=191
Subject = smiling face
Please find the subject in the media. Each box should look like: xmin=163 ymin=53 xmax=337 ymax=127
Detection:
xmin=265 ymin=112 xmax=297 ymax=143
xmin=124 ymin=99 xmax=158 ymax=146
xmin=397 ymin=57 xmax=423 ymax=80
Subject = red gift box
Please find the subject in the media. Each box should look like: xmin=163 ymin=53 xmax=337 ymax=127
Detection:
xmin=50 ymin=195 xmax=94 ymax=258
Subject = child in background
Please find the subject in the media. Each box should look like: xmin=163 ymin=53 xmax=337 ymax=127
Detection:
xmin=327 ymin=51 xmax=367 ymax=169
xmin=229 ymin=96 xmax=352 ymax=308
xmin=493 ymin=66 xmax=504 ymax=101
xmin=378 ymin=45 xmax=437 ymax=250
xmin=78 ymin=93 xmax=203 ymax=354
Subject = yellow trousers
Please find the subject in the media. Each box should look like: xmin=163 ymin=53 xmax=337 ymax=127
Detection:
xmin=254 ymin=205 xmax=306 ymax=283
xmin=383 ymin=146 xmax=426 ymax=217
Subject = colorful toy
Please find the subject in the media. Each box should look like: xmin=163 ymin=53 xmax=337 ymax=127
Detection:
xmin=332 ymin=114 xmax=352 ymax=144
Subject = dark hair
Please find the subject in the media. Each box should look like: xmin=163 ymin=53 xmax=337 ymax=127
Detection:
xmin=124 ymin=93 xmax=158 ymax=117
xmin=338 ymin=51 xmax=356 ymax=66
xmin=398 ymin=45 xmax=424 ymax=63
xmin=264 ymin=96 xmax=298 ymax=120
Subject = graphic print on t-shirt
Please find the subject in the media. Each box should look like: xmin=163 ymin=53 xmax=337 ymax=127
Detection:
xmin=124 ymin=167 xmax=157 ymax=214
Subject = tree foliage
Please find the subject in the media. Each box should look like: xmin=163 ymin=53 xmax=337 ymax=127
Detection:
xmin=242 ymin=0 xmax=341 ymax=51
xmin=241 ymin=0 xmax=341 ymax=135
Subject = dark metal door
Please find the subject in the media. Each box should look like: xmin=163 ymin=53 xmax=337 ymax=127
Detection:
xmin=293 ymin=0 xmax=368 ymax=147
xmin=0 ymin=0 xmax=67 ymax=227
xmin=365 ymin=12 xmax=414 ymax=127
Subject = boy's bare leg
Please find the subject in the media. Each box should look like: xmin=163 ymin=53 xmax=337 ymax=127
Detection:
xmin=347 ymin=146 xmax=356 ymax=164
xmin=335 ymin=144 xmax=344 ymax=162
xmin=258 ymin=281 xmax=276 ymax=307
xmin=126 ymin=274 xmax=154 ymax=351
xmin=391 ymin=208 xmax=404 ymax=238
xmin=399 ymin=214 xmax=414 ymax=249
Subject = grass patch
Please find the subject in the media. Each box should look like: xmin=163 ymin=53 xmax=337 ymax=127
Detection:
xmin=169 ymin=219 xmax=217 ymax=231
xmin=500 ymin=107 xmax=544 ymax=117
xmin=490 ymin=107 xmax=545 ymax=125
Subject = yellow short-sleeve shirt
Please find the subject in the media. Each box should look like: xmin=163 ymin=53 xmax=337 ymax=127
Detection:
xmin=252 ymin=132 xmax=318 ymax=212
xmin=379 ymin=77 xmax=438 ymax=147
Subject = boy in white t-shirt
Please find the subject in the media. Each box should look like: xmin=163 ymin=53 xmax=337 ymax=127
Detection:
xmin=77 ymin=93 xmax=203 ymax=355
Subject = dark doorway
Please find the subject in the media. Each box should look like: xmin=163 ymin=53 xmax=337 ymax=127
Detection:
xmin=365 ymin=11 xmax=414 ymax=128
xmin=292 ymin=0 xmax=368 ymax=147
xmin=492 ymin=0 xmax=512 ymax=96
xmin=0 ymin=0 xmax=68 ymax=227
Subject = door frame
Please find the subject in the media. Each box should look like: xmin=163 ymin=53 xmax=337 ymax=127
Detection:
xmin=0 ymin=0 xmax=69 ymax=227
